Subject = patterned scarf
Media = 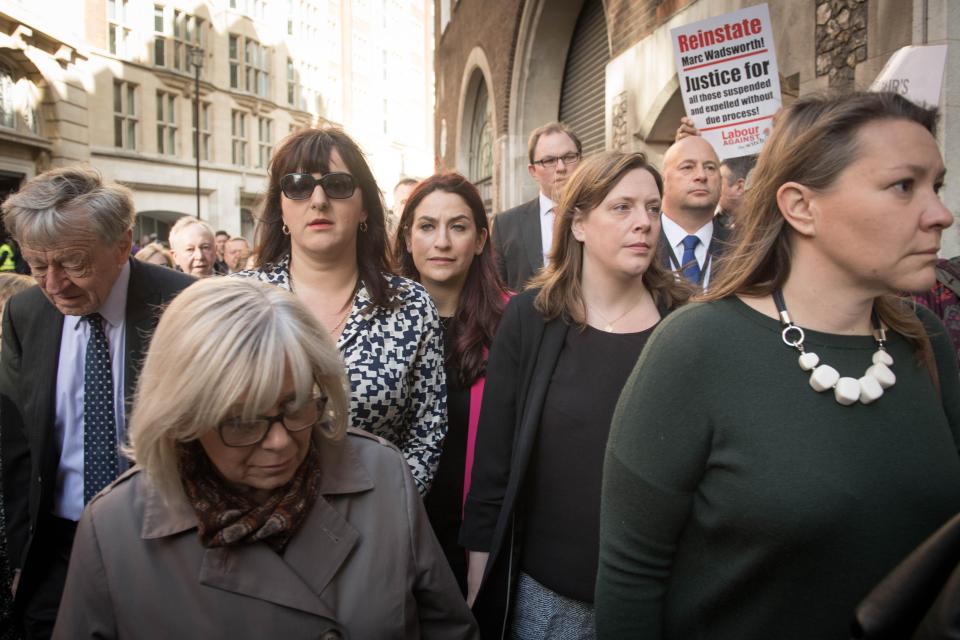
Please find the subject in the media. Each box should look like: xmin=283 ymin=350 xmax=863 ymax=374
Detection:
xmin=177 ymin=441 xmax=322 ymax=553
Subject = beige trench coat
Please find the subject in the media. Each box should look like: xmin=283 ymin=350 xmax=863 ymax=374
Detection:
xmin=52 ymin=429 xmax=479 ymax=639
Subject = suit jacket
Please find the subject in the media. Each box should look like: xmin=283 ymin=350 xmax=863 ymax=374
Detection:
xmin=656 ymin=215 xmax=733 ymax=289
xmin=491 ymin=199 xmax=543 ymax=292
xmin=52 ymin=429 xmax=479 ymax=640
xmin=458 ymin=290 xmax=669 ymax=637
xmin=0 ymin=258 xmax=194 ymax=601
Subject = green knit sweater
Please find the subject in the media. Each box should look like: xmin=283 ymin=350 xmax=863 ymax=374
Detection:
xmin=596 ymin=297 xmax=960 ymax=640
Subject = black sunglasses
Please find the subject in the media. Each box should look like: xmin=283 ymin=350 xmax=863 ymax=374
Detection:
xmin=280 ymin=172 xmax=358 ymax=200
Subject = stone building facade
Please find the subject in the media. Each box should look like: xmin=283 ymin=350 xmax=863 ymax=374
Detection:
xmin=0 ymin=0 xmax=434 ymax=243
xmin=435 ymin=0 xmax=960 ymax=255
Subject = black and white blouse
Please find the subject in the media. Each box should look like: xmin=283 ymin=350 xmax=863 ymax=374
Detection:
xmin=233 ymin=256 xmax=447 ymax=494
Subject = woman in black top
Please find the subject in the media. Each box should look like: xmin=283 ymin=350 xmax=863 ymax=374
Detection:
xmin=394 ymin=173 xmax=508 ymax=593
xmin=460 ymin=152 xmax=693 ymax=638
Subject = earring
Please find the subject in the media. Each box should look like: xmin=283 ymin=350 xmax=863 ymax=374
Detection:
xmin=359 ymin=221 xmax=368 ymax=233
xmin=281 ymin=223 xmax=290 ymax=235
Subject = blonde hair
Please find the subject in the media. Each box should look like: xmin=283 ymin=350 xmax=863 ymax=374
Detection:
xmin=134 ymin=242 xmax=175 ymax=268
xmin=531 ymin=151 xmax=693 ymax=323
xmin=126 ymin=278 xmax=349 ymax=501
xmin=705 ymin=91 xmax=940 ymax=357
xmin=0 ymin=272 xmax=35 ymax=306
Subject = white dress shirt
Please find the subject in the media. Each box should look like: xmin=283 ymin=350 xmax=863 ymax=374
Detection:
xmin=53 ymin=261 xmax=129 ymax=521
xmin=538 ymin=192 xmax=556 ymax=265
xmin=661 ymin=214 xmax=715 ymax=289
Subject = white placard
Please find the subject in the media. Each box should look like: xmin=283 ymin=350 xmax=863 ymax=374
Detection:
xmin=870 ymin=45 xmax=947 ymax=108
xmin=671 ymin=4 xmax=782 ymax=160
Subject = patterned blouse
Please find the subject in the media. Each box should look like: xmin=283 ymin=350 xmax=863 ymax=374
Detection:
xmin=233 ymin=256 xmax=447 ymax=494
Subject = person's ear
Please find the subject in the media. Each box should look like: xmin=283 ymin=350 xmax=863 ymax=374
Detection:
xmin=527 ymin=163 xmax=537 ymax=179
xmin=777 ymin=182 xmax=816 ymax=237
xmin=475 ymin=228 xmax=488 ymax=255
xmin=571 ymin=210 xmax=586 ymax=242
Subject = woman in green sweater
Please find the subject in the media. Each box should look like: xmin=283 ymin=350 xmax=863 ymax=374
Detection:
xmin=595 ymin=91 xmax=960 ymax=640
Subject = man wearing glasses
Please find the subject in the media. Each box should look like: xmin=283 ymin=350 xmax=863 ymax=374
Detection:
xmin=491 ymin=122 xmax=582 ymax=292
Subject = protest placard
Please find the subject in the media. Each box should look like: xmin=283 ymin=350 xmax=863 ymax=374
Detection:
xmin=671 ymin=4 xmax=782 ymax=160
xmin=869 ymin=44 xmax=947 ymax=108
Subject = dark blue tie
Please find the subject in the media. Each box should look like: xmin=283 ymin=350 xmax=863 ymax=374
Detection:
xmin=680 ymin=235 xmax=702 ymax=283
xmin=83 ymin=313 xmax=118 ymax=503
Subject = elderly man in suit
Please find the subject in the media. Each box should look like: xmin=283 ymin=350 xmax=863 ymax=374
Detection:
xmin=658 ymin=135 xmax=729 ymax=291
xmin=491 ymin=122 xmax=582 ymax=291
xmin=0 ymin=167 xmax=194 ymax=639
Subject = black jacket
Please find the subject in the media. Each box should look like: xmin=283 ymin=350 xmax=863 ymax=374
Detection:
xmin=0 ymin=258 xmax=194 ymax=604
xmin=491 ymin=199 xmax=543 ymax=292
xmin=460 ymin=289 xmax=671 ymax=638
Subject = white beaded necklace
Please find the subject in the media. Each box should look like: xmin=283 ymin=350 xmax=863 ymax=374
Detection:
xmin=773 ymin=291 xmax=895 ymax=406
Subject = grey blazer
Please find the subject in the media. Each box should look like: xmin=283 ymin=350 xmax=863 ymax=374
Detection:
xmin=52 ymin=429 xmax=479 ymax=640
xmin=491 ymin=198 xmax=542 ymax=292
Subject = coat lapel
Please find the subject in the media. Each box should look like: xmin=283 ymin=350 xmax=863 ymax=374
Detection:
xmin=520 ymin=200 xmax=543 ymax=272
xmin=123 ymin=259 xmax=158 ymax=416
xmin=30 ymin=300 xmax=64 ymax=476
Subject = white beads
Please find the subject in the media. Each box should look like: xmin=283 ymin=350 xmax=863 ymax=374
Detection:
xmin=809 ymin=364 xmax=840 ymax=392
xmin=866 ymin=362 xmax=896 ymax=389
xmin=858 ymin=375 xmax=884 ymax=404
xmin=834 ymin=377 xmax=861 ymax=405
xmin=872 ymin=350 xmax=894 ymax=366
xmin=798 ymin=352 xmax=820 ymax=371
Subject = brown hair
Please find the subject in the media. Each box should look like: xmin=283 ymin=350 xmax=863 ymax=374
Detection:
xmin=527 ymin=122 xmax=583 ymax=164
xmin=134 ymin=242 xmax=175 ymax=268
xmin=255 ymin=127 xmax=396 ymax=309
xmin=705 ymin=91 xmax=940 ymax=357
xmin=531 ymin=151 xmax=693 ymax=323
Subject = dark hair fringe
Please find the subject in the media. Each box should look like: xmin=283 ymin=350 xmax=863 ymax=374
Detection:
xmin=393 ymin=173 xmax=508 ymax=387
xmin=255 ymin=126 xmax=397 ymax=310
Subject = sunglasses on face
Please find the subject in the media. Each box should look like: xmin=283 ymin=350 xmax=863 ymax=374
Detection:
xmin=280 ymin=172 xmax=358 ymax=200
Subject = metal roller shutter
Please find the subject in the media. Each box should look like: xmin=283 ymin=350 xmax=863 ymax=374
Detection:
xmin=559 ymin=0 xmax=609 ymax=156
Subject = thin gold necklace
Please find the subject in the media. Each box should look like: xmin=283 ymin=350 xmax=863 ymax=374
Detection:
xmin=587 ymin=292 xmax=646 ymax=332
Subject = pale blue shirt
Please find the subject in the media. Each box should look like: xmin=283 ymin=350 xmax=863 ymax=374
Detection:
xmin=661 ymin=214 xmax=715 ymax=290
xmin=53 ymin=262 xmax=129 ymax=521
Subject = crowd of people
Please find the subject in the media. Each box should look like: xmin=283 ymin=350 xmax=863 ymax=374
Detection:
xmin=0 ymin=88 xmax=957 ymax=640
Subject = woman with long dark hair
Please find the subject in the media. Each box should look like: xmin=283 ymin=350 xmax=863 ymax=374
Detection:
xmin=595 ymin=92 xmax=960 ymax=639
xmin=234 ymin=127 xmax=445 ymax=495
xmin=460 ymin=152 xmax=693 ymax=638
xmin=394 ymin=173 xmax=508 ymax=592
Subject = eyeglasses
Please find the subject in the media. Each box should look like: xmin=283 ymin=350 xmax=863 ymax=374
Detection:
xmin=217 ymin=394 xmax=328 ymax=447
xmin=532 ymin=152 xmax=581 ymax=168
xmin=280 ymin=172 xmax=357 ymax=200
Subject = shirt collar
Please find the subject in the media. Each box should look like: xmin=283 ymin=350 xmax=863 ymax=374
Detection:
xmin=68 ymin=260 xmax=130 ymax=331
xmin=661 ymin=213 xmax=714 ymax=250
xmin=538 ymin=192 xmax=556 ymax=217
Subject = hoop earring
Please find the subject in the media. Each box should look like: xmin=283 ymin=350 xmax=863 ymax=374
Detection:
xmin=281 ymin=223 xmax=290 ymax=235
xmin=359 ymin=221 xmax=368 ymax=233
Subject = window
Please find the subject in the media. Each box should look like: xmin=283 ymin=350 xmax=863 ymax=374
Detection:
xmin=192 ymin=101 xmax=211 ymax=161
xmin=113 ymin=81 xmax=137 ymax=150
xmin=231 ymin=110 xmax=247 ymax=166
xmin=287 ymin=58 xmax=296 ymax=105
xmin=244 ymin=39 xmax=270 ymax=98
xmin=173 ymin=10 xmax=204 ymax=73
xmin=228 ymin=35 xmax=240 ymax=89
xmin=107 ymin=0 xmax=131 ymax=56
xmin=156 ymin=90 xmax=176 ymax=156
xmin=153 ymin=5 xmax=166 ymax=66
xmin=468 ymin=76 xmax=493 ymax=210
xmin=257 ymin=117 xmax=272 ymax=168
xmin=0 ymin=66 xmax=14 ymax=129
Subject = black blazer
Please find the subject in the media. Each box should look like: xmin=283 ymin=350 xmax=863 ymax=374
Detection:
xmin=656 ymin=215 xmax=733 ymax=289
xmin=460 ymin=289 xmax=671 ymax=638
xmin=491 ymin=198 xmax=543 ymax=292
xmin=0 ymin=258 xmax=193 ymax=600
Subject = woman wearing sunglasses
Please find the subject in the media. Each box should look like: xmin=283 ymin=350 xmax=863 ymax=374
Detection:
xmin=233 ymin=127 xmax=446 ymax=495
xmin=52 ymin=278 xmax=478 ymax=639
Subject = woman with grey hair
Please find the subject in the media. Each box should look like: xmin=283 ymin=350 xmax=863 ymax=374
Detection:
xmin=51 ymin=278 xmax=478 ymax=639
